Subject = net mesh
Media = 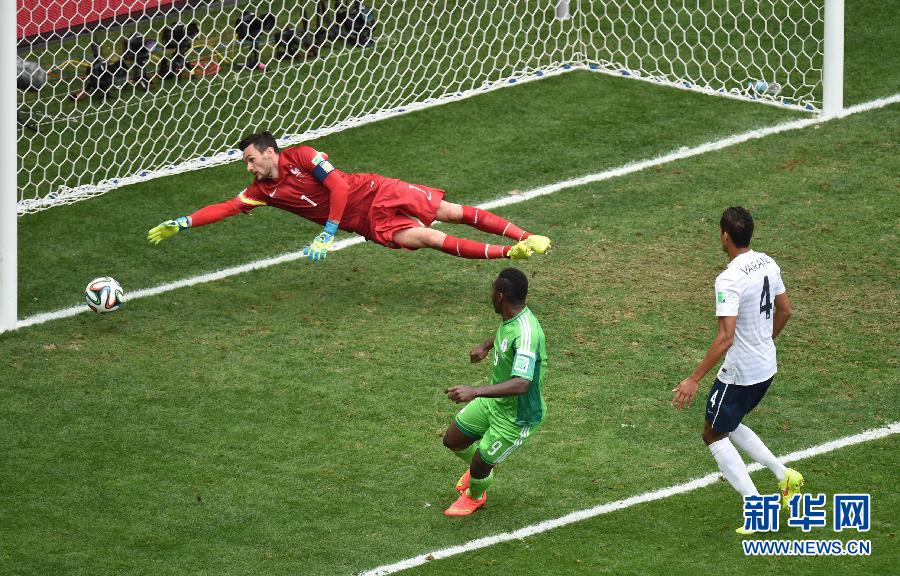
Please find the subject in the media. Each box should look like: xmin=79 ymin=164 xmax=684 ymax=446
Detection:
xmin=578 ymin=1 xmax=822 ymax=110
xmin=16 ymin=1 xmax=824 ymax=215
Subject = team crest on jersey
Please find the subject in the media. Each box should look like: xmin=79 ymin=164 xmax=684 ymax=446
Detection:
xmin=290 ymin=166 xmax=301 ymax=177
xmin=500 ymin=338 xmax=508 ymax=352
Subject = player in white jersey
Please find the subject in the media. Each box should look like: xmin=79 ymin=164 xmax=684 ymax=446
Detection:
xmin=672 ymin=207 xmax=804 ymax=534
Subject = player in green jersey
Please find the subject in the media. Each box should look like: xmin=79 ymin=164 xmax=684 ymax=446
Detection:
xmin=441 ymin=267 xmax=548 ymax=516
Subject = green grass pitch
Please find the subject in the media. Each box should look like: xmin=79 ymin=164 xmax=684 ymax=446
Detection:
xmin=2 ymin=1 xmax=898 ymax=575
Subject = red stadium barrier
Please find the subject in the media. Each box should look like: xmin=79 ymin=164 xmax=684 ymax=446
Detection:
xmin=17 ymin=1 xmax=177 ymax=40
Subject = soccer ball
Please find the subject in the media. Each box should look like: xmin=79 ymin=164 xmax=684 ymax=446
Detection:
xmin=84 ymin=276 xmax=125 ymax=313
xmin=747 ymin=80 xmax=782 ymax=97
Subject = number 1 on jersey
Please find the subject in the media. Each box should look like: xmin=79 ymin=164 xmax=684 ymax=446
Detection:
xmin=759 ymin=276 xmax=772 ymax=319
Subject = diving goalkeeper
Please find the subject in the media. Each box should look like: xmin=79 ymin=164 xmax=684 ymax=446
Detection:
xmin=148 ymin=131 xmax=551 ymax=261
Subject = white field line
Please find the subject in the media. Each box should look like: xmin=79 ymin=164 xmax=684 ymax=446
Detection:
xmin=359 ymin=421 xmax=900 ymax=576
xmin=14 ymin=93 xmax=900 ymax=331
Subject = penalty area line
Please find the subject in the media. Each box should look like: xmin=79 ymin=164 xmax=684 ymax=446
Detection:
xmin=358 ymin=421 xmax=900 ymax=576
xmin=14 ymin=92 xmax=900 ymax=331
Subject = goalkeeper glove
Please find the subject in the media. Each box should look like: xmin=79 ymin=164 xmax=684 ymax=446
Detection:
xmin=148 ymin=216 xmax=190 ymax=245
xmin=303 ymin=220 xmax=339 ymax=262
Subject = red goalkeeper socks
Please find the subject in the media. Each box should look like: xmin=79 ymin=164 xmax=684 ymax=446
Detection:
xmin=461 ymin=205 xmax=529 ymax=241
xmin=441 ymin=235 xmax=510 ymax=259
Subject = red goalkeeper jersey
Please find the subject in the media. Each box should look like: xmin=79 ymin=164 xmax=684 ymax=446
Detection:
xmin=234 ymin=146 xmax=382 ymax=237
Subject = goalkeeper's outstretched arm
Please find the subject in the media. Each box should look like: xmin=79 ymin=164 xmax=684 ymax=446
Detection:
xmin=147 ymin=197 xmax=248 ymax=244
xmin=299 ymin=153 xmax=353 ymax=262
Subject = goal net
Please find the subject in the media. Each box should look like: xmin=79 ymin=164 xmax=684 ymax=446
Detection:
xmin=15 ymin=1 xmax=826 ymax=215
xmin=578 ymin=1 xmax=823 ymax=111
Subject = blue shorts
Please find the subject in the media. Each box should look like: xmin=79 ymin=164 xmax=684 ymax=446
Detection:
xmin=705 ymin=376 xmax=773 ymax=433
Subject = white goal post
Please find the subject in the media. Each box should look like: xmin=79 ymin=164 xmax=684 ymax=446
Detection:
xmin=822 ymin=0 xmax=844 ymax=118
xmin=3 ymin=0 xmax=17 ymax=332
xmin=3 ymin=0 xmax=845 ymax=332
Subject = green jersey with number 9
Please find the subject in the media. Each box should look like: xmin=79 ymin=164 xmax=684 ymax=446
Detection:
xmin=490 ymin=307 xmax=547 ymax=426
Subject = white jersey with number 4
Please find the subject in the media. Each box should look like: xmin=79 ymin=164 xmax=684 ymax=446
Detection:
xmin=715 ymin=250 xmax=786 ymax=385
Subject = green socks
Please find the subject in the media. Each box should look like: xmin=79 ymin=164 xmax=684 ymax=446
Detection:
xmin=453 ymin=444 xmax=493 ymax=499
xmin=453 ymin=443 xmax=477 ymax=464
xmin=467 ymin=470 xmax=494 ymax=499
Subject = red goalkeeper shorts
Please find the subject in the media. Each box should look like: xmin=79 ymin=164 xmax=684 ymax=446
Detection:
xmin=369 ymin=178 xmax=445 ymax=249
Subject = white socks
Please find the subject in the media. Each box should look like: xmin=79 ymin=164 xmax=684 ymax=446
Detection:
xmin=709 ymin=425 xmax=786 ymax=498
xmin=709 ymin=437 xmax=759 ymax=497
xmin=730 ymin=423 xmax=787 ymax=482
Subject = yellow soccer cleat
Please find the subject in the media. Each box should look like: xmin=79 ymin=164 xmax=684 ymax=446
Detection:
xmin=779 ymin=468 xmax=804 ymax=509
xmin=507 ymin=240 xmax=534 ymax=260
xmin=525 ymin=235 xmax=552 ymax=255
xmin=735 ymin=525 xmax=756 ymax=536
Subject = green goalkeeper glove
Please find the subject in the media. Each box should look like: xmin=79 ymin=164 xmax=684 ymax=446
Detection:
xmin=303 ymin=220 xmax=339 ymax=262
xmin=148 ymin=216 xmax=190 ymax=245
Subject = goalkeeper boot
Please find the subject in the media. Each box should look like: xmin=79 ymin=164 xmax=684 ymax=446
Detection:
xmin=525 ymin=235 xmax=552 ymax=255
xmin=444 ymin=491 xmax=487 ymax=517
xmin=779 ymin=468 xmax=804 ymax=509
xmin=735 ymin=525 xmax=756 ymax=536
xmin=507 ymin=240 xmax=533 ymax=260
xmin=455 ymin=469 xmax=470 ymax=494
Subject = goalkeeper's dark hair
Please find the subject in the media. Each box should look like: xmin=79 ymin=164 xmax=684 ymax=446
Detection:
xmin=720 ymin=206 xmax=754 ymax=248
xmin=238 ymin=131 xmax=279 ymax=153
xmin=495 ymin=267 xmax=528 ymax=304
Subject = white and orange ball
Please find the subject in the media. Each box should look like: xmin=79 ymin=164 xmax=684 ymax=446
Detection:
xmin=84 ymin=277 xmax=125 ymax=313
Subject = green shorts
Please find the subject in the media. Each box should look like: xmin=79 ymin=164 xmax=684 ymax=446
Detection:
xmin=454 ymin=397 xmax=542 ymax=465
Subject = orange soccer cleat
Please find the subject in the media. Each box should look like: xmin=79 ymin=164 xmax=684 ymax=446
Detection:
xmin=444 ymin=491 xmax=487 ymax=517
xmin=455 ymin=469 xmax=471 ymax=494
